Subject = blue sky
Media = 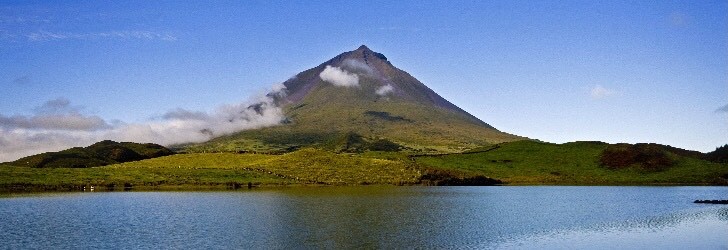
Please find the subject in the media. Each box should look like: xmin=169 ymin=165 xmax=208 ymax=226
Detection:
xmin=1 ymin=0 xmax=726 ymax=160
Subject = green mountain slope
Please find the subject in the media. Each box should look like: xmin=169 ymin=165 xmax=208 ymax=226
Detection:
xmin=185 ymin=45 xmax=522 ymax=153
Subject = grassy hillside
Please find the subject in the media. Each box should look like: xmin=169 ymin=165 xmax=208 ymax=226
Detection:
xmin=185 ymin=85 xmax=521 ymax=154
xmin=3 ymin=141 xmax=726 ymax=192
xmin=414 ymin=141 xmax=728 ymax=185
xmin=114 ymin=149 xmax=421 ymax=185
xmin=0 ymin=149 xmax=422 ymax=191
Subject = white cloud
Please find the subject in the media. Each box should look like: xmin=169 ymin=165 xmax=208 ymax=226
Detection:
xmin=0 ymin=85 xmax=287 ymax=162
xmin=319 ymin=65 xmax=359 ymax=87
xmin=270 ymin=82 xmax=287 ymax=93
xmin=376 ymin=84 xmax=394 ymax=96
xmin=590 ymin=85 xmax=615 ymax=99
xmin=342 ymin=59 xmax=375 ymax=75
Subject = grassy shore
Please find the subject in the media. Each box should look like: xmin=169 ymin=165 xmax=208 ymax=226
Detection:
xmin=2 ymin=142 xmax=726 ymax=192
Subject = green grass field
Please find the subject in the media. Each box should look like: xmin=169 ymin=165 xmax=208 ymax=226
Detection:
xmin=414 ymin=141 xmax=728 ymax=185
xmin=1 ymin=148 xmax=421 ymax=192
xmin=2 ymin=141 xmax=726 ymax=192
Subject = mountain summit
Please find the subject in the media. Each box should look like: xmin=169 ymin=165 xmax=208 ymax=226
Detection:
xmin=280 ymin=45 xmax=489 ymax=127
xmin=190 ymin=46 xmax=522 ymax=153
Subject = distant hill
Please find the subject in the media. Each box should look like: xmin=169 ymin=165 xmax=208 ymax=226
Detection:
xmin=707 ymin=144 xmax=728 ymax=163
xmin=7 ymin=140 xmax=174 ymax=168
xmin=185 ymin=45 xmax=523 ymax=153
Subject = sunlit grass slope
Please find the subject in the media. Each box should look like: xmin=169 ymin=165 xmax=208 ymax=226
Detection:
xmin=115 ymin=148 xmax=420 ymax=185
xmin=415 ymin=141 xmax=728 ymax=185
xmin=1 ymin=148 xmax=421 ymax=191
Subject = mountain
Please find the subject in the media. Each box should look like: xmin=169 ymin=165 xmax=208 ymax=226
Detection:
xmin=8 ymin=140 xmax=174 ymax=168
xmin=186 ymin=45 xmax=523 ymax=153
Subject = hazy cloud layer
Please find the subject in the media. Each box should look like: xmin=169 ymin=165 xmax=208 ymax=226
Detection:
xmin=0 ymin=8 xmax=176 ymax=43
xmin=23 ymin=30 xmax=178 ymax=42
xmin=716 ymin=104 xmax=728 ymax=113
xmin=161 ymin=108 xmax=210 ymax=121
xmin=0 ymin=98 xmax=110 ymax=131
xmin=0 ymin=86 xmax=286 ymax=162
xmin=33 ymin=98 xmax=79 ymax=114
xmin=376 ymin=84 xmax=394 ymax=96
xmin=319 ymin=65 xmax=359 ymax=87
xmin=341 ymin=59 xmax=375 ymax=75
xmin=0 ymin=114 xmax=111 ymax=131
xmin=590 ymin=85 xmax=615 ymax=99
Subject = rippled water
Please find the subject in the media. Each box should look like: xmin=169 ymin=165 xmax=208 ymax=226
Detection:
xmin=1 ymin=186 xmax=726 ymax=249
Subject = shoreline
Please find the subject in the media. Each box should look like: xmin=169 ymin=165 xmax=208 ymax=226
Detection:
xmin=2 ymin=182 xmax=725 ymax=194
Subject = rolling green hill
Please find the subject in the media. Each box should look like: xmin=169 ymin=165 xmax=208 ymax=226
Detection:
xmin=184 ymin=45 xmax=523 ymax=154
xmin=7 ymin=140 xmax=174 ymax=168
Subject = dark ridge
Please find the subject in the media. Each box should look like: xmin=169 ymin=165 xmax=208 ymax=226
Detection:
xmin=7 ymin=140 xmax=174 ymax=168
xmin=419 ymin=169 xmax=502 ymax=186
xmin=694 ymin=200 xmax=728 ymax=204
xmin=600 ymin=143 xmax=675 ymax=171
xmin=335 ymin=132 xmax=404 ymax=153
xmin=707 ymin=144 xmax=728 ymax=163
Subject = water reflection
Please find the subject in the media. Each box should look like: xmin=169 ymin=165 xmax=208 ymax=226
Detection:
xmin=255 ymin=187 xmax=457 ymax=248
xmin=492 ymin=207 xmax=728 ymax=249
xmin=0 ymin=187 xmax=726 ymax=249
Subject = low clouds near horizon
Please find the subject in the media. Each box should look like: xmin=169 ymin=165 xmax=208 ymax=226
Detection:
xmin=0 ymin=88 xmax=286 ymax=162
xmin=0 ymin=98 xmax=110 ymax=131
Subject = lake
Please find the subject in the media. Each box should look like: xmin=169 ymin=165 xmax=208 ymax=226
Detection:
xmin=1 ymin=186 xmax=727 ymax=249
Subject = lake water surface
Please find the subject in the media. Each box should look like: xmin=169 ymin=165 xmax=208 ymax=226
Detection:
xmin=1 ymin=186 xmax=727 ymax=249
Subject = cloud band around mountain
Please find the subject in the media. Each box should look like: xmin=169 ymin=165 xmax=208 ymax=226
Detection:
xmin=0 ymin=86 xmax=287 ymax=162
xmin=319 ymin=65 xmax=359 ymax=87
xmin=376 ymin=84 xmax=394 ymax=96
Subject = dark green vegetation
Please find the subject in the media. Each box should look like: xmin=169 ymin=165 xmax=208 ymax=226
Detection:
xmin=415 ymin=141 xmax=728 ymax=185
xmin=706 ymin=144 xmax=728 ymax=163
xmin=9 ymin=140 xmax=174 ymax=168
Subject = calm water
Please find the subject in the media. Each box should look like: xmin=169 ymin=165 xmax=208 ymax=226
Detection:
xmin=1 ymin=186 xmax=727 ymax=249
